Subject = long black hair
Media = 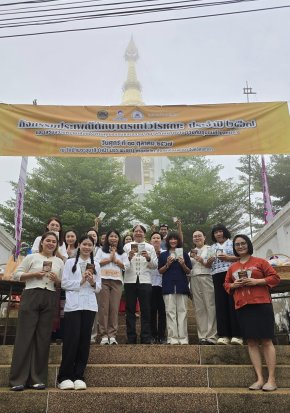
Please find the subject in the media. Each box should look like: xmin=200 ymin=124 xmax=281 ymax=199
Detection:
xmin=64 ymin=229 xmax=78 ymax=249
xmin=102 ymin=230 xmax=124 ymax=255
xmin=72 ymin=235 xmax=95 ymax=273
xmin=166 ymin=232 xmax=183 ymax=250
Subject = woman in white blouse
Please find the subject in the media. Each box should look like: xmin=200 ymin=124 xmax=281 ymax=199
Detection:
xmin=57 ymin=235 xmax=101 ymax=391
xmin=96 ymin=230 xmax=129 ymax=345
xmin=10 ymin=232 xmax=64 ymax=391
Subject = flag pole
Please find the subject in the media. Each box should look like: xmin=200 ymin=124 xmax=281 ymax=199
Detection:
xmin=14 ymin=99 xmax=37 ymax=258
xmin=14 ymin=157 xmax=28 ymax=258
xmin=261 ymin=155 xmax=275 ymax=224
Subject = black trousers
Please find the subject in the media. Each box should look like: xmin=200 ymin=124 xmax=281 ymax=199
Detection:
xmin=124 ymin=282 xmax=152 ymax=344
xmin=58 ymin=310 xmax=96 ymax=382
xmin=212 ymin=272 xmax=241 ymax=338
xmin=151 ymin=286 xmax=166 ymax=340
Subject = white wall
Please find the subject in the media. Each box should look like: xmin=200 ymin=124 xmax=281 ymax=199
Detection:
xmin=0 ymin=226 xmax=15 ymax=270
xmin=253 ymin=202 xmax=290 ymax=259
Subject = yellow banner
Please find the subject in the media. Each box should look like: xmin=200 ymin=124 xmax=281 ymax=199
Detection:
xmin=0 ymin=102 xmax=289 ymax=156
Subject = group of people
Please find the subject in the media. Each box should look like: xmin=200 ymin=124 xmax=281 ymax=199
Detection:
xmin=8 ymin=217 xmax=280 ymax=392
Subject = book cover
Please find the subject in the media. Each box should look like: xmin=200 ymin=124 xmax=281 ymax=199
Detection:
xmin=238 ymin=270 xmax=248 ymax=279
xmin=138 ymin=243 xmax=146 ymax=253
xmin=190 ymin=248 xmax=198 ymax=258
xmin=131 ymin=243 xmax=138 ymax=253
xmin=216 ymin=248 xmax=224 ymax=257
xmin=86 ymin=263 xmax=95 ymax=273
xmin=175 ymin=248 xmax=183 ymax=258
xmin=42 ymin=261 xmax=52 ymax=272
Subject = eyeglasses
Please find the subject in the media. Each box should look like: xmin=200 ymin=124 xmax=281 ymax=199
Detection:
xmin=234 ymin=241 xmax=247 ymax=247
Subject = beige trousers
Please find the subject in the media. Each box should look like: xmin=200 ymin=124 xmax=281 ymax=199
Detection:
xmin=98 ymin=279 xmax=122 ymax=338
xmin=163 ymin=294 xmax=188 ymax=344
xmin=190 ymin=275 xmax=217 ymax=343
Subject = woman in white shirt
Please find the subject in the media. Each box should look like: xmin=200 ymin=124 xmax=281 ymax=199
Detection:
xmin=189 ymin=230 xmax=217 ymax=345
xmin=32 ymin=217 xmax=68 ymax=261
xmin=10 ymin=232 xmax=64 ymax=391
xmin=57 ymin=235 xmax=101 ymax=391
xmin=96 ymin=230 xmax=129 ymax=345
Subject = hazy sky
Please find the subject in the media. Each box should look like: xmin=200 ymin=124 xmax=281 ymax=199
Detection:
xmin=0 ymin=0 xmax=289 ymax=205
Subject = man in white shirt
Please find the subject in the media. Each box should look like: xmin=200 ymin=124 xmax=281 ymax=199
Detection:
xmin=123 ymin=224 xmax=158 ymax=344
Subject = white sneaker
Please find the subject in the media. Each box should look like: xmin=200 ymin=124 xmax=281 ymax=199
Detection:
xmin=100 ymin=337 xmax=109 ymax=345
xmin=217 ymin=337 xmax=230 ymax=345
xmin=109 ymin=337 xmax=118 ymax=345
xmin=58 ymin=379 xmax=74 ymax=390
xmin=231 ymin=337 xmax=244 ymax=345
xmin=74 ymin=380 xmax=87 ymax=390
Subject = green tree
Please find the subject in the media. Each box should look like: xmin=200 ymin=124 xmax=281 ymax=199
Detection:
xmin=0 ymin=157 xmax=136 ymax=242
xmin=236 ymin=155 xmax=262 ymax=193
xmin=236 ymin=155 xmax=290 ymax=222
xmin=236 ymin=155 xmax=264 ymax=230
xmin=134 ymin=157 xmax=248 ymax=248
xmin=267 ymin=155 xmax=290 ymax=209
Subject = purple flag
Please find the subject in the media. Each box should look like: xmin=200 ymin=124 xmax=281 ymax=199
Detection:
xmin=261 ymin=155 xmax=274 ymax=224
xmin=14 ymin=157 xmax=28 ymax=258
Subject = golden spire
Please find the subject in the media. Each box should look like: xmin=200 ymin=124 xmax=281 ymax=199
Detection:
xmin=122 ymin=36 xmax=144 ymax=105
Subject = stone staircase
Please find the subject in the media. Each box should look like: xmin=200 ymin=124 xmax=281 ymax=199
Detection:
xmin=1 ymin=301 xmax=290 ymax=412
xmin=1 ymin=344 xmax=290 ymax=413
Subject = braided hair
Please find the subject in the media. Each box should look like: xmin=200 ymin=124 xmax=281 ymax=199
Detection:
xmin=72 ymin=235 xmax=96 ymax=273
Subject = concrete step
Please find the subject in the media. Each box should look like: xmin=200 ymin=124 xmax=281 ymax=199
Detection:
xmin=1 ymin=387 xmax=290 ymax=413
xmin=0 ymin=314 xmax=198 ymax=345
xmin=1 ymin=363 xmax=290 ymax=389
xmin=1 ymin=344 xmax=290 ymax=366
xmin=0 ymin=344 xmax=200 ymax=365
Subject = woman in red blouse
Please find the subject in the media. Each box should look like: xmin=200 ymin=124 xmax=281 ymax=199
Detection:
xmin=224 ymin=234 xmax=280 ymax=392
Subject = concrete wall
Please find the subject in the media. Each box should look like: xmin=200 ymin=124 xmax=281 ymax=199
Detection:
xmin=0 ymin=226 xmax=15 ymax=271
xmin=252 ymin=202 xmax=290 ymax=337
xmin=252 ymin=201 xmax=290 ymax=259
